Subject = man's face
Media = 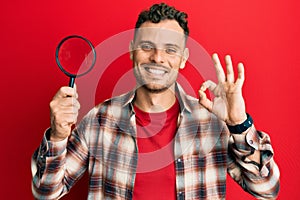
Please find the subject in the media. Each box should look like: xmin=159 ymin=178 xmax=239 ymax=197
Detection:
xmin=130 ymin=20 xmax=189 ymax=93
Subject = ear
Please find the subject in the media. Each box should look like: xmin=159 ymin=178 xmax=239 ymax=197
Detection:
xmin=129 ymin=40 xmax=134 ymax=60
xmin=179 ymin=48 xmax=189 ymax=69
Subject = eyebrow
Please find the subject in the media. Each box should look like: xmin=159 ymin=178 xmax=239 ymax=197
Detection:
xmin=137 ymin=40 xmax=181 ymax=49
xmin=165 ymin=43 xmax=181 ymax=49
xmin=138 ymin=40 xmax=154 ymax=45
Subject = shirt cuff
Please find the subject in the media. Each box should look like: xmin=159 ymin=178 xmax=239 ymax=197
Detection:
xmin=39 ymin=128 xmax=68 ymax=157
xmin=246 ymin=126 xmax=274 ymax=176
xmin=230 ymin=125 xmax=274 ymax=176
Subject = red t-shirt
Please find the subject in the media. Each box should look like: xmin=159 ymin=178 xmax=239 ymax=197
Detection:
xmin=133 ymin=100 xmax=179 ymax=200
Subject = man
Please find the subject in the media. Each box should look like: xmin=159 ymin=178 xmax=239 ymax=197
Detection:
xmin=32 ymin=3 xmax=280 ymax=199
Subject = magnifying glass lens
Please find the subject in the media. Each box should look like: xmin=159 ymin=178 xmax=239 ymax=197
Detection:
xmin=58 ymin=37 xmax=94 ymax=75
xmin=56 ymin=35 xmax=96 ymax=87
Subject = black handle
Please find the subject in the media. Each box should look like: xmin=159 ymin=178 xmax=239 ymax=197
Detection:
xmin=69 ymin=76 xmax=75 ymax=88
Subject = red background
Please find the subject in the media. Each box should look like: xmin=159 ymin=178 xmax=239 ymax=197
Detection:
xmin=1 ymin=0 xmax=299 ymax=199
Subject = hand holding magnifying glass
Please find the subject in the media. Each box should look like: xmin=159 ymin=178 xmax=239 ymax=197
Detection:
xmin=50 ymin=35 xmax=96 ymax=141
xmin=55 ymin=35 xmax=96 ymax=88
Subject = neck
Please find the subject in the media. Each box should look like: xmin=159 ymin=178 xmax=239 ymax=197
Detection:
xmin=134 ymin=85 xmax=176 ymax=113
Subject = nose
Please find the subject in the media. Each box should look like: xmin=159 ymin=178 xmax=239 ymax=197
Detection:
xmin=150 ymin=48 xmax=165 ymax=63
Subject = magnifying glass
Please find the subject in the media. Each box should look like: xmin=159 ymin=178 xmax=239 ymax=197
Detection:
xmin=55 ymin=35 xmax=96 ymax=88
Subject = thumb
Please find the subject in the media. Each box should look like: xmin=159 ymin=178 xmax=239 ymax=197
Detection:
xmin=73 ymin=83 xmax=77 ymax=91
xmin=73 ymin=84 xmax=78 ymax=98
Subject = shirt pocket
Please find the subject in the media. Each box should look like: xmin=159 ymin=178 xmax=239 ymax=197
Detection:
xmin=183 ymin=153 xmax=227 ymax=200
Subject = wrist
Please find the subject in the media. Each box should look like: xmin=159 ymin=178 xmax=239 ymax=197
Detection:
xmin=227 ymin=113 xmax=253 ymax=134
xmin=226 ymin=113 xmax=247 ymax=125
xmin=49 ymin=128 xmax=69 ymax=142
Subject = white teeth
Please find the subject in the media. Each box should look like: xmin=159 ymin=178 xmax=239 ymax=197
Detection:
xmin=148 ymin=68 xmax=165 ymax=75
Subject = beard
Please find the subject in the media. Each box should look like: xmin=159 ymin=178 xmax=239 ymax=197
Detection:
xmin=141 ymin=84 xmax=169 ymax=93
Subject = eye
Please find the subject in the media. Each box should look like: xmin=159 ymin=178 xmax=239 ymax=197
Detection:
xmin=140 ymin=43 xmax=154 ymax=51
xmin=165 ymin=47 xmax=178 ymax=55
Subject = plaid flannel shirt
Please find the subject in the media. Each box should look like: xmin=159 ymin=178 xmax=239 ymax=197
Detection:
xmin=32 ymin=84 xmax=280 ymax=199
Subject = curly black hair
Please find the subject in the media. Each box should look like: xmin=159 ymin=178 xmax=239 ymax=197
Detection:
xmin=135 ymin=3 xmax=189 ymax=37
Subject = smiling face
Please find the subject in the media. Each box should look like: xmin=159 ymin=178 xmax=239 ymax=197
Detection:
xmin=130 ymin=20 xmax=189 ymax=93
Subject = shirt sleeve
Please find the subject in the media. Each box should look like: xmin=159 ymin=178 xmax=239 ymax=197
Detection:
xmin=31 ymin=126 xmax=89 ymax=199
xmin=227 ymin=125 xmax=280 ymax=199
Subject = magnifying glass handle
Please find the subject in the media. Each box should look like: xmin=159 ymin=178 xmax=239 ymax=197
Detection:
xmin=69 ymin=76 xmax=75 ymax=88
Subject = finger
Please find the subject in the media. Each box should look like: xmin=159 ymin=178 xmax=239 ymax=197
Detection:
xmin=54 ymin=97 xmax=79 ymax=108
xmin=73 ymin=84 xmax=79 ymax=98
xmin=65 ymin=113 xmax=78 ymax=124
xmin=52 ymin=112 xmax=77 ymax=130
xmin=56 ymin=113 xmax=78 ymax=124
xmin=236 ymin=62 xmax=245 ymax=86
xmin=199 ymin=81 xmax=215 ymax=111
xmin=53 ymin=106 xmax=79 ymax=123
xmin=55 ymin=121 xmax=76 ymax=134
xmin=212 ymin=53 xmax=226 ymax=83
xmin=225 ymin=55 xmax=234 ymax=83
xmin=199 ymin=89 xmax=213 ymax=112
xmin=56 ymin=87 xmax=77 ymax=98
xmin=51 ymin=107 xmax=78 ymax=120
xmin=203 ymin=80 xmax=217 ymax=92
xmin=200 ymin=80 xmax=218 ymax=97
xmin=57 ymin=103 xmax=80 ymax=113
xmin=50 ymin=98 xmax=80 ymax=116
xmin=64 ymin=97 xmax=80 ymax=108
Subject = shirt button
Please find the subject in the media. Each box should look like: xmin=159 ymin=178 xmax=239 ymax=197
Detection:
xmin=178 ymin=191 xmax=184 ymax=198
xmin=249 ymin=140 xmax=253 ymax=144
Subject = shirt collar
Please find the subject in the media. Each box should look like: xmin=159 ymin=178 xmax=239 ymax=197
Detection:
xmin=121 ymin=83 xmax=193 ymax=114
